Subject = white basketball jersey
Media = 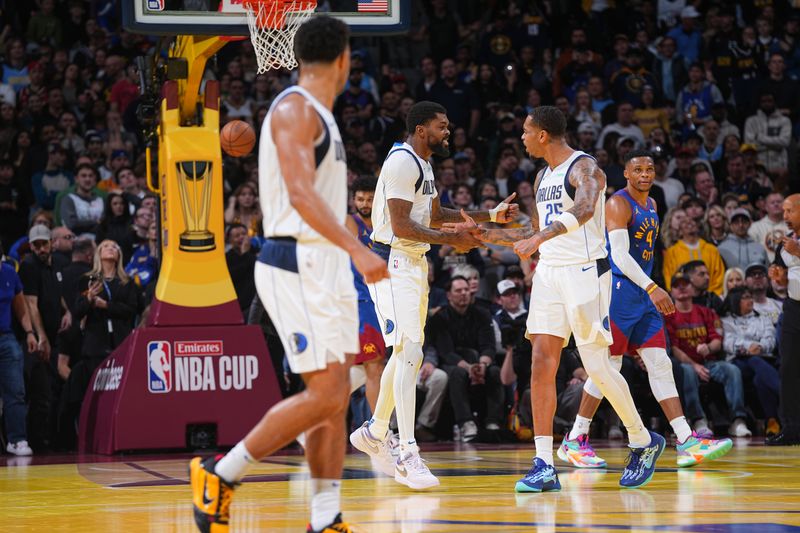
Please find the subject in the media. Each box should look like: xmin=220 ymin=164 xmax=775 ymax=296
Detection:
xmin=259 ymin=86 xmax=347 ymax=246
xmin=536 ymin=150 xmax=607 ymax=266
xmin=371 ymin=142 xmax=437 ymax=254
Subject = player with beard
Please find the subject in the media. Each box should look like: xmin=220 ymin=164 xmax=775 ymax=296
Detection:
xmin=559 ymin=150 xmax=732 ymax=470
xmin=345 ymin=177 xmax=386 ymax=414
xmin=350 ymin=101 xmax=519 ymax=489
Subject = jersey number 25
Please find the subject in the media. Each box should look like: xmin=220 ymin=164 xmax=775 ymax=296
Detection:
xmin=544 ymin=202 xmax=563 ymax=226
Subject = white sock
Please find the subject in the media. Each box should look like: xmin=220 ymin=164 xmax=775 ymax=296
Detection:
xmin=569 ymin=416 xmax=592 ymax=440
xmin=368 ymin=353 xmax=398 ymax=440
xmin=310 ymin=478 xmax=341 ymax=531
xmin=214 ymin=441 xmax=257 ymax=484
xmin=394 ymin=339 xmax=423 ymax=454
xmin=534 ymin=436 xmax=554 ymax=465
xmin=671 ymin=416 xmax=693 ymax=444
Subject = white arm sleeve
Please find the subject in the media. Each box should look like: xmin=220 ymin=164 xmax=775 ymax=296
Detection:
xmin=608 ymin=229 xmax=655 ymax=291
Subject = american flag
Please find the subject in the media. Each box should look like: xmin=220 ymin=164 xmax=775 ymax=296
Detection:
xmin=357 ymin=0 xmax=389 ymax=13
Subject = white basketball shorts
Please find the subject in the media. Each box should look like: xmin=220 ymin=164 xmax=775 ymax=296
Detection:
xmin=526 ymin=257 xmax=613 ymax=347
xmin=368 ymin=244 xmax=429 ymax=347
xmin=255 ymin=238 xmax=358 ymax=374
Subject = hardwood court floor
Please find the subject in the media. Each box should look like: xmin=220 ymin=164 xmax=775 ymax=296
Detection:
xmin=1 ymin=440 xmax=798 ymax=532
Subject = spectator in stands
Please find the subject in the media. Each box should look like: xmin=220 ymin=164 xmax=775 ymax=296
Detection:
xmin=131 ymin=206 xmax=153 ymax=249
xmin=745 ymin=263 xmax=782 ymax=326
xmin=50 ymin=226 xmax=75 ymax=265
xmin=32 ymin=143 xmax=73 ymax=210
xmin=18 ymin=224 xmax=71 ymax=450
xmin=95 ymin=193 xmax=134 ymax=262
xmin=125 ymin=221 xmax=159 ymax=289
xmin=0 ymin=243 xmax=37 ymax=456
xmin=596 ymin=101 xmax=646 ymax=149
xmin=62 ymin=240 xmax=137 ymax=436
xmin=722 ymin=267 xmax=745 ymax=300
xmin=426 ymin=276 xmax=502 ymax=442
xmin=59 ymin=164 xmax=104 ymax=237
xmin=681 ymin=260 xmax=725 ymax=316
xmin=652 ymin=35 xmax=688 ymax=102
xmin=749 ymin=193 xmax=788 ymax=264
xmin=663 ymin=216 xmax=725 ymax=294
xmin=224 ymin=183 xmax=262 ymax=238
xmin=633 ymin=85 xmax=670 ymax=139
xmin=722 ymin=154 xmax=764 ymax=203
xmin=757 ymin=53 xmax=799 ymax=120
xmin=587 ymin=75 xmax=614 ymax=114
xmin=717 ymin=208 xmax=768 ymax=270
xmin=690 ymin=167 xmax=718 ymax=207
xmin=665 ymin=272 xmax=752 ymax=437
xmin=653 ymin=152 xmax=685 ymax=210
xmin=415 ymin=56 xmax=438 ymax=101
xmin=57 ymin=237 xmax=95 ymax=381
xmin=676 ymin=63 xmax=725 ymax=137
xmin=698 ymin=120 xmax=724 ymax=161
xmin=222 ymin=79 xmax=254 ymax=125
xmin=667 ymin=6 xmax=703 ymax=64
xmin=721 ymin=286 xmax=779 ymax=436
xmin=703 ymin=204 xmax=729 ymax=246
xmin=744 ymin=92 xmax=791 ymax=182
xmin=610 ymin=48 xmax=658 ymax=107
xmin=225 ymin=223 xmax=256 ymax=317
xmin=430 ymin=58 xmax=480 ymax=137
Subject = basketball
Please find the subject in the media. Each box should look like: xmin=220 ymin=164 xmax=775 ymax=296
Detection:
xmin=220 ymin=120 xmax=256 ymax=157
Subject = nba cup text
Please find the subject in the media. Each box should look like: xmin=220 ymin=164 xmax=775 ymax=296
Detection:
xmin=148 ymin=340 xmax=259 ymax=393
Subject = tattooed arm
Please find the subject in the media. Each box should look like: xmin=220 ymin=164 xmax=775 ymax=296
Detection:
xmin=389 ymin=198 xmax=482 ymax=251
xmin=430 ymin=193 xmax=519 ymax=227
xmin=513 ymin=157 xmax=605 ymax=259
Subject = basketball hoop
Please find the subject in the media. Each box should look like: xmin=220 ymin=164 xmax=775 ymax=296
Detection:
xmin=242 ymin=0 xmax=317 ymax=73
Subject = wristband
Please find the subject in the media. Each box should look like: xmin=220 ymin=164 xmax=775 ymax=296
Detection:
xmin=646 ymin=284 xmax=658 ymax=295
xmin=553 ymin=211 xmax=580 ymax=233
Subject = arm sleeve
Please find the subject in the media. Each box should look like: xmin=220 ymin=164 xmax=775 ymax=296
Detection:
xmin=382 ymin=153 xmax=418 ymax=202
xmin=608 ymin=229 xmax=654 ymax=290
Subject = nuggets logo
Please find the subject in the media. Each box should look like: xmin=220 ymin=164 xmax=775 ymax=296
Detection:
xmin=363 ymin=342 xmax=377 ymax=355
xmin=289 ymin=333 xmax=308 ymax=354
xmin=147 ymin=341 xmax=172 ymax=393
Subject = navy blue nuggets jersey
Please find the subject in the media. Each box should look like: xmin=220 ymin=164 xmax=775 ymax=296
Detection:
xmin=608 ymin=189 xmax=666 ymax=354
xmin=608 ymin=189 xmax=659 ymax=278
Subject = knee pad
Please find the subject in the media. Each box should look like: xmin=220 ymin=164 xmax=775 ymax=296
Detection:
xmin=583 ymin=378 xmax=603 ymax=400
xmin=638 ymin=347 xmax=677 ymax=402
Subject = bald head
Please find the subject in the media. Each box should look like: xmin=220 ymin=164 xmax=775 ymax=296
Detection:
xmin=783 ymin=194 xmax=800 ymax=232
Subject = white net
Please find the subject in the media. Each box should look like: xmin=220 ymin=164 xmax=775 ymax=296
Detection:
xmin=244 ymin=1 xmax=316 ymax=73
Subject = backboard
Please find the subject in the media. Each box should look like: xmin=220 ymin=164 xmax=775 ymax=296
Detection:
xmin=123 ymin=0 xmax=409 ymax=36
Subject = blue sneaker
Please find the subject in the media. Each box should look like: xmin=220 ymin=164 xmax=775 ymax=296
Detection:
xmin=514 ymin=458 xmax=561 ymax=493
xmin=620 ymin=431 xmax=666 ymax=489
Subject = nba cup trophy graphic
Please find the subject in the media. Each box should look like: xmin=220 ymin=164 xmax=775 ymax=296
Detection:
xmin=78 ymin=35 xmax=281 ymax=454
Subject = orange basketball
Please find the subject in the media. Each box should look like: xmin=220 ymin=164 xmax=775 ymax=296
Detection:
xmin=220 ymin=120 xmax=256 ymax=157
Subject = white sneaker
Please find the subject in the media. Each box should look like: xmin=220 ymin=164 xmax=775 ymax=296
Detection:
xmin=350 ymin=422 xmax=396 ymax=476
xmin=728 ymin=418 xmax=752 ymax=438
xmin=461 ymin=421 xmax=478 ymax=442
xmin=6 ymin=441 xmax=32 ymax=456
xmin=485 ymin=422 xmax=501 ymax=431
xmin=395 ymin=450 xmax=440 ymax=490
xmin=386 ymin=429 xmax=400 ymax=458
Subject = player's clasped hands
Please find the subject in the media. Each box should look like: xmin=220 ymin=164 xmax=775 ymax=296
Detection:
xmin=353 ymin=246 xmax=390 ymax=284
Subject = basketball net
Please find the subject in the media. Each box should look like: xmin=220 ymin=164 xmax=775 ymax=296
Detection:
xmin=241 ymin=0 xmax=317 ymax=73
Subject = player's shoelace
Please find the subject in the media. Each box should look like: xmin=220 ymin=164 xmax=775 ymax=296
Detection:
xmin=576 ymin=434 xmax=597 ymax=456
xmin=623 ymin=445 xmax=658 ymax=480
xmin=404 ymin=453 xmax=431 ymax=474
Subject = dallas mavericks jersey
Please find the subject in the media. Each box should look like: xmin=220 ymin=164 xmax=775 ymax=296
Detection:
xmin=259 ymin=86 xmax=347 ymax=245
xmin=371 ymin=142 xmax=437 ymax=254
xmin=351 ymin=214 xmax=372 ymax=301
xmin=609 ymin=190 xmax=659 ymax=278
xmin=535 ymin=151 xmax=607 ymax=266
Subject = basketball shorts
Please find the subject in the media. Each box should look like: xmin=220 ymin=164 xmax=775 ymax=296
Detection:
xmin=609 ymin=275 xmax=666 ymax=355
xmin=356 ymin=299 xmax=386 ymax=365
xmin=526 ymin=258 xmax=613 ymax=347
xmin=255 ymin=238 xmax=358 ymax=374
xmin=368 ymin=244 xmax=429 ymax=347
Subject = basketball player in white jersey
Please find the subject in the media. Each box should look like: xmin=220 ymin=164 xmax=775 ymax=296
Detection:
xmin=349 ymin=101 xmax=519 ymax=490
xmin=190 ymin=17 xmax=388 ymax=533
xmin=447 ymin=107 xmax=665 ymax=491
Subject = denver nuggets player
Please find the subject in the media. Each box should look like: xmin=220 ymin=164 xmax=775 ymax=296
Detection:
xmin=449 ymin=107 xmax=665 ymax=491
xmin=349 ymin=101 xmax=519 ymax=490
xmin=345 ymin=177 xmax=386 ymax=412
xmin=559 ymin=150 xmax=732 ymax=469
xmin=189 ymin=17 xmax=387 ymax=533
